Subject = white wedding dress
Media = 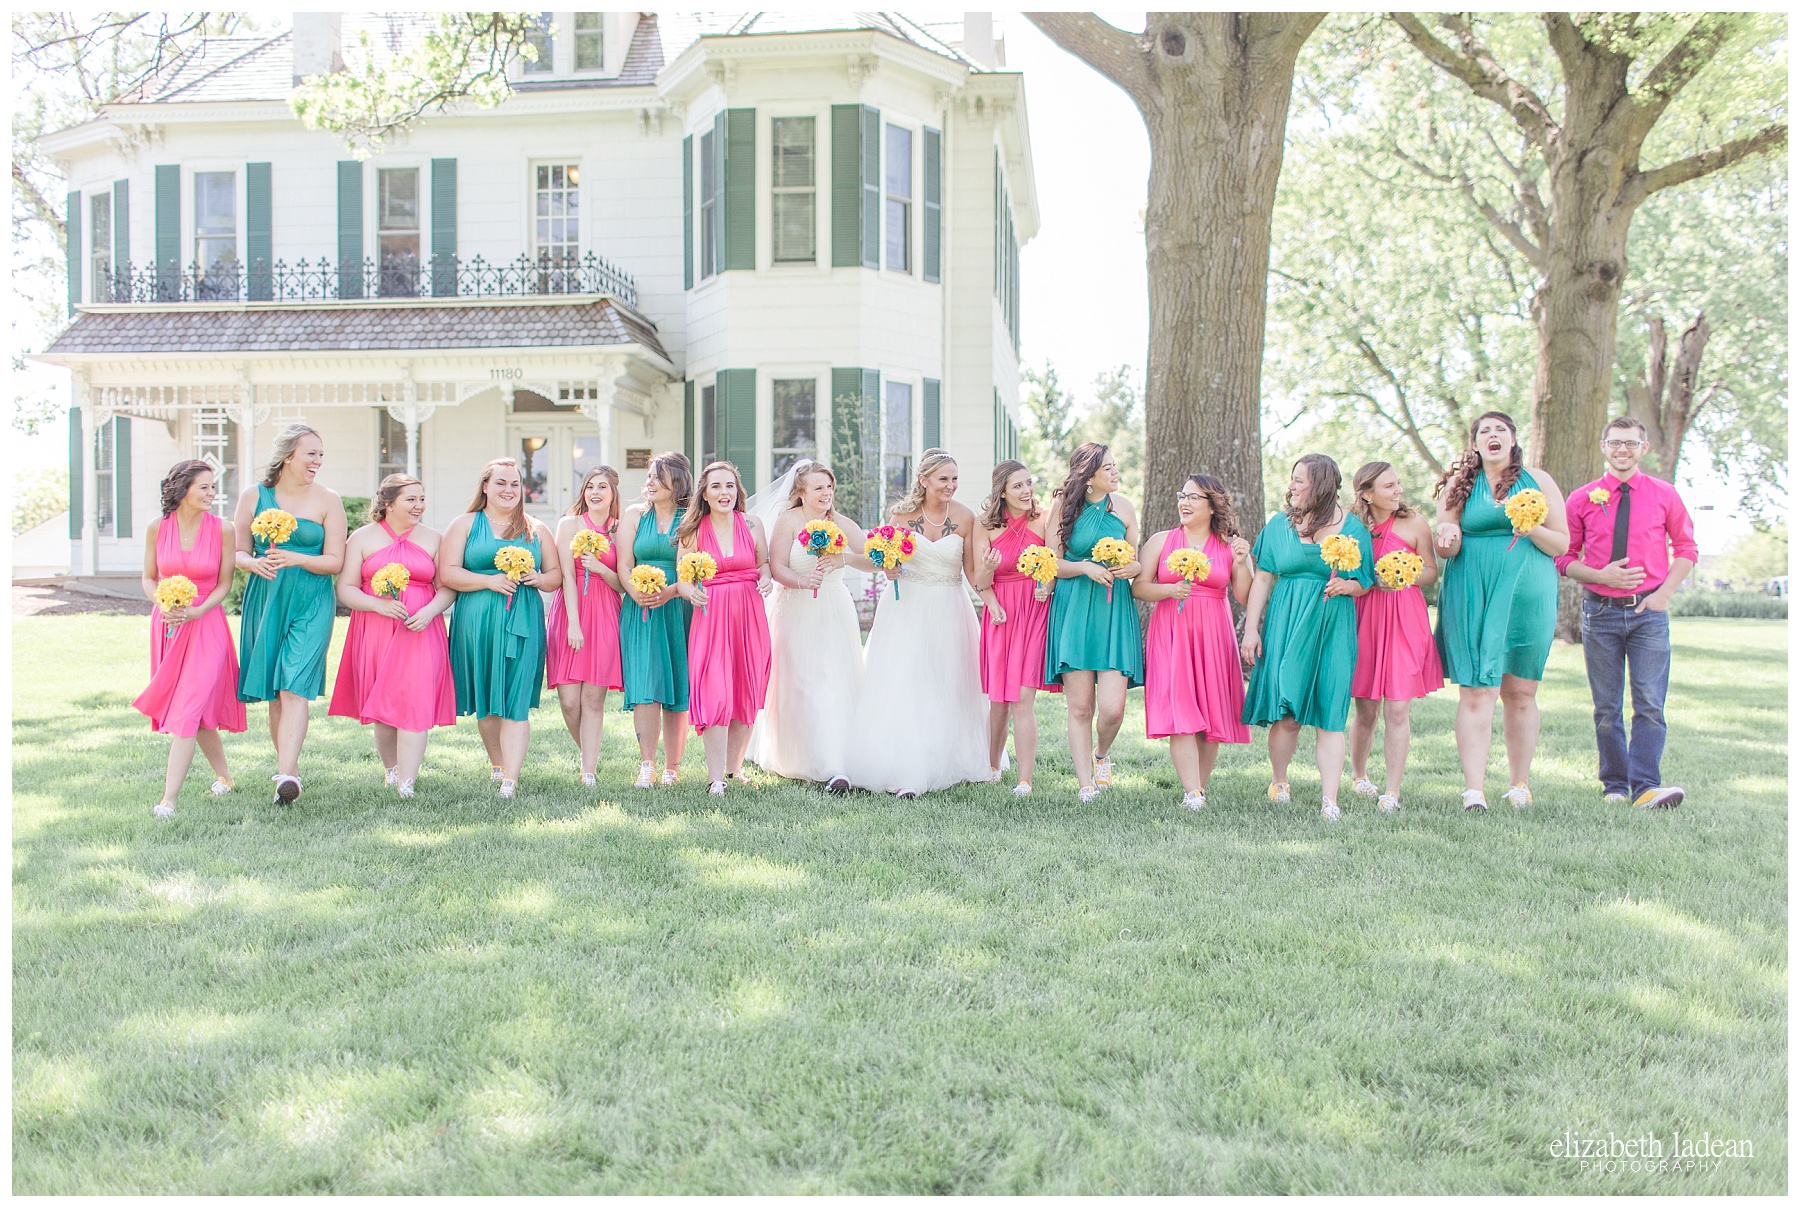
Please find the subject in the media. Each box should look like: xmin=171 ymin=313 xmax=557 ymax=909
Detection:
xmin=845 ymin=532 xmax=1001 ymax=794
xmin=748 ymin=546 xmax=864 ymax=783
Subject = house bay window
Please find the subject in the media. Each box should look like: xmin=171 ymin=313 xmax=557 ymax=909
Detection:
xmin=772 ymin=117 xmax=816 ymax=264
xmin=883 ymin=380 xmax=913 ymax=501
xmin=378 ymin=168 xmax=421 ymax=297
xmin=771 ymin=379 xmax=817 ymax=477
xmin=884 ymin=124 xmax=912 ymax=272
xmin=535 ymin=162 xmax=581 ymax=291
xmin=195 ymin=170 xmax=237 ymax=299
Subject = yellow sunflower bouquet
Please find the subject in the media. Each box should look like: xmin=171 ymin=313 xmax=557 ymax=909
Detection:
xmin=492 ymin=545 xmax=536 ymax=610
xmin=154 ymin=574 xmax=197 ymax=638
xmin=570 ymin=528 xmax=612 ymax=596
xmin=1374 ymin=549 xmax=1424 ymax=591
xmin=629 ymin=565 xmax=667 ymax=621
xmin=1089 ymin=536 xmax=1135 ymax=604
xmin=370 ymin=562 xmax=410 ymax=602
xmin=1016 ymin=543 xmax=1057 ymax=601
xmin=678 ymin=550 xmax=719 ymax=615
xmin=250 ymin=507 xmax=297 ymax=549
xmin=1164 ymin=547 xmax=1212 ymax=613
xmin=1504 ymin=488 xmax=1549 ymax=550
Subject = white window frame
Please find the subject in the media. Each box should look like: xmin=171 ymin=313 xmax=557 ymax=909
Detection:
xmin=883 ymin=121 xmax=914 ymax=275
xmin=770 ymin=115 xmax=817 ymax=266
xmin=193 ymin=167 xmax=240 ymax=299
xmin=572 ymin=11 xmax=604 ymax=73
xmin=90 ymin=191 xmax=112 ymax=302
xmin=523 ymin=12 xmax=555 ymax=74
xmin=375 ymin=165 xmax=424 ymax=298
xmin=192 ymin=406 xmax=240 ymax=517
xmin=698 ymin=376 xmax=719 ymax=468
xmin=375 ymin=408 xmax=412 ymax=485
xmin=93 ymin=417 xmax=117 ymax=538
xmin=768 ymin=374 xmax=821 ymax=481
xmin=699 ymin=125 xmax=719 ymax=280
xmin=881 ymin=376 xmax=916 ymax=505
xmin=529 ymin=159 xmax=583 ymax=287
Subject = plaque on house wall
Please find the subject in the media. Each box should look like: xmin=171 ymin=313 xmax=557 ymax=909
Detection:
xmin=626 ymin=448 xmax=651 ymax=469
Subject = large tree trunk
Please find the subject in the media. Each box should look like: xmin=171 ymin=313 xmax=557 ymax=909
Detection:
xmin=1026 ymin=13 xmax=1321 ymax=540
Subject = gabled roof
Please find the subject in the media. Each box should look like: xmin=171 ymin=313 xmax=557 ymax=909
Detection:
xmin=41 ymin=300 xmax=666 ymax=361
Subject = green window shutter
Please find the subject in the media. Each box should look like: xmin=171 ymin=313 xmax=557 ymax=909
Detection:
xmin=923 ymin=378 xmax=941 ymax=450
xmin=716 ymin=368 xmax=758 ymax=492
xmin=682 ymin=134 xmax=694 ymax=288
xmin=155 ymin=164 xmax=180 ymax=297
xmin=922 ymin=126 xmax=941 ymax=284
xmin=67 ymin=405 xmax=83 ymax=538
xmin=723 ymin=108 xmax=755 ymax=270
xmin=246 ymin=162 xmax=272 ymax=300
xmin=114 ymin=417 xmax=133 ymax=538
xmin=684 ymin=379 xmax=696 ymax=463
xmin=112 ymin=179 xmax=130 ymax=294
xmin=431 ymin=158 xmax=457 ymax=296
xmin=859 ymin=106 xmax=880 ymax=269
xmin=337 ymin=160 xmax=363 ymax=299
xmin=830 ymin=105 xmax=862 ymax=267
xmin=64 ymin=190 xmax=81 ymax=314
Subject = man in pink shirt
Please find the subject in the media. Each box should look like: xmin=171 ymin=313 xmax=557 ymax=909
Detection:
xmin=1556 ymin=416 xmax=1698 ymax=809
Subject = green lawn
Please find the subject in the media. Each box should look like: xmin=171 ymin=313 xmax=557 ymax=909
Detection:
xmin=12 ymin=615 xmax=1786 ymax=1193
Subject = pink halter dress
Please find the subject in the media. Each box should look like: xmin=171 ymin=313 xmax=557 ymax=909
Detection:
xmin=133 ymin=510 xmax=247 ymax=737
xmin=1142 ymin=528 xmax=1249 ymax=742
xmin=546 ymin=513 xmax=624 ymax=691
xmin=1352 ymin=517 xmax=1445 ymax=701
xmin=686 ymin=511 xmax=772 ymax=732
xmin=327 ymin=519 xmax=456 ymax=731
xmin=979 ymin=510 xmax=1059 ymax=701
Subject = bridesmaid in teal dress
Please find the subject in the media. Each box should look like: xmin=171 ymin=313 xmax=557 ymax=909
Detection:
xmin=232 ymin=423 xmax=346 ymax=804
xmin=1431 ymin=411 xmax=1569 ymax=812
xmin=1240 ymin=455 xmax=1374 ymax=820
xmin=1043 ymin=442 xmax=1143 ymax=803
xmin=614 ymin=452 xmax=694 ymax=789
xmin=441 ymin=458 xmax=562 ymax=799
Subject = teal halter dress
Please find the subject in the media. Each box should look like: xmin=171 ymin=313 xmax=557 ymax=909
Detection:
xmin=448 ymin=511 xmax=546 ymax=721
xmin=1043 ymin=496 xmax=1144 ymax=687
xmin=237 ymin=483 xmax=335 ymax=702
xmin=1435 ymin=470 xmax=1558 ymax=685
xmin=619 ymin=506 xmax=692 ymax=712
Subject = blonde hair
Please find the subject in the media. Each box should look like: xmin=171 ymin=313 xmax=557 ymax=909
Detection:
xmin=466 ymin=457 xmax=529 ymax=540
xmin=890 ymin=448 xmax=957 ymax=520
xmin=570 ymin=464 xmax=621 ymax=525
xmin=371 ymin=473 xmax=422 ymax=522
xmin=787 ymin=459 xmax=837 ymax=511
xmin=262 ymin=423 xmax=322 ymax=487
xmin=675 ymin=461 xmax=747 ymax=545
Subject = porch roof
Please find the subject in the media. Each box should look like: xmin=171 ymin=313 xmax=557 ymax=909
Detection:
xmin=39 ymin=297 xmax=666 ymax=362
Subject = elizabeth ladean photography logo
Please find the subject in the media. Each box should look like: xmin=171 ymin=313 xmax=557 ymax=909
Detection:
xmin=1551 ymin=1129 xmax=1754 ymax=1174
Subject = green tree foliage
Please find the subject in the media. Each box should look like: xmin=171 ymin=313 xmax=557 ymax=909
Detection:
xmin=12 ymin=468 xmax=69 ymax=535
xmin=1020 ymin=363 xmax=1146 ymax=507
xmin=1709 ymin=524 xmax=1788 ymax=590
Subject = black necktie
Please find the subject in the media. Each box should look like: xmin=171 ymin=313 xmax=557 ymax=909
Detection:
xmin=1609 ymin=481 xmax=1632 ymax=564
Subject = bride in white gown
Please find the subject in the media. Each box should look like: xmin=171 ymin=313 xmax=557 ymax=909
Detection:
xmin=745 ymin=460 xmax=870 ymax=790
xmin=846 ymin=449 xmax=1002 ymax=795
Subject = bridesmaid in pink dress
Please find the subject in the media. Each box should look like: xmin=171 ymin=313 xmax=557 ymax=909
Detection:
xmin=1347 ymin=461 xmax=1444 ymax=813
xmin=134 ymin=461 xmax=247 ymax=819
xmin=675 ymin=461 xmax=772 ymax=796
xmin=328 ymin=474 xmax=457 ymax=796
xmin=547 ymin=465 xmax=625 ymax=786
xmin=971 ymin=459 xmax=1060 ymax=796
xmin=1134 ymin=474 xmax=1254 ymax=810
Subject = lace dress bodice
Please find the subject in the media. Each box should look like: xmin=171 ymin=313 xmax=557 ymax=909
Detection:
xmin=898 ymin=533 xmax=966 ymax=587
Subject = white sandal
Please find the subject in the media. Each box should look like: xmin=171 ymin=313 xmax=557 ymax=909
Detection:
xmin=397 ymin=778 xmax=416 ymax=799
xmin=1351 ymin=778 xmax=1378 ymax=797
xmin=1078 ymin=786 xmax=1099 ymax=804
xmin=1012 ymin=782 xmax=1032 ymax=797
xmin=1461 ymin=788 xmax=1489 ymax=812
xmin=1320 ymin=798 xmax=1341 ymax=821
xmin=709 ymin=780 xmax=727 ymax=797
xmin=581 ymin=772 xmax=597 ymax=788
xmin=153 ymin=802 xmax=175 ymax=820
xmin=385 ymin=766 xmax=399 ymax=788
xmin=209 ymin=778 xmax=234 ymax=797
xmin=498 ymin=778 xmax=516 ymax=799
xmin=1378 ymin=793 xmax=1400 ymax=814
xmin=1183 ymin=790 xmax=1206 ymax=811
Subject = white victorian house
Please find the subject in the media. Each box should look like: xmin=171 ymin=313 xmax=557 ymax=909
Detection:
xmin=34 ymin=11 xmax=1037 ymax=574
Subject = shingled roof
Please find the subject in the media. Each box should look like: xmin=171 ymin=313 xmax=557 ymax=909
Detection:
xmin=42 ymin=300 xmax=667 ymax=361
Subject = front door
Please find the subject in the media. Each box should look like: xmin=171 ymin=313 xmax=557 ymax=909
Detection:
xmin=505 ymin=421 xmax=607 ymax=521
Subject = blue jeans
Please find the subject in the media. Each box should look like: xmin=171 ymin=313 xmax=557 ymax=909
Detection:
xmin=1580 ymin=599 xmax=1671 ymax=795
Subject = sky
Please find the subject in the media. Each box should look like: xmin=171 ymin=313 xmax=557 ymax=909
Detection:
xmin=10 ymin=11 xmax=1764 ymax=554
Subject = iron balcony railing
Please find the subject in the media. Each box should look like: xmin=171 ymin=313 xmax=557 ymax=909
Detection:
xmin=91 ymin=250 xmax=638 ymax=309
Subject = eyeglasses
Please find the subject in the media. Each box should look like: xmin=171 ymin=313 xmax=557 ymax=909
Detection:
xmin=1603 ymin=439 xmax=1645 ymax=451
xmin=1176 ymin=492 xmax=1207 ymax=503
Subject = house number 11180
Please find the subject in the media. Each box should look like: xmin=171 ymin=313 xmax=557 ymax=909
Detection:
xmin=490 ymin=368 xmax=524 ymax=380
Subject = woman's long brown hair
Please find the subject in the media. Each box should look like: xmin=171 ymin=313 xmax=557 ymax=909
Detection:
xmin=569 ymin=464 xmax=621 ymax=527
xmin=1184 ymin=473 xmax=1240 ymax=542
xmin=465 ymin=458 xmax=529 ymax=540
xmin=675 ymin=461 xmax=747 ymax=545
xmin=1350 ymin=461 xmax=1414 ymax=529
xmin=159 ymin=459 xmax=213 ymax=517
xmin=1285 ymin=454 xmax=1341 ymax=540
xmin=979 ymin=459 xmax=1040 ymax=531
xmin=1433 ymin=411 xmax=1524 ymax=511
xmin=1052 ymin=442 xmax=1110 ymax=551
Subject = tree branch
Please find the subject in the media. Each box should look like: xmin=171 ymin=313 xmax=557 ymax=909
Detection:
xmin=1023 ymin=13 xmax=1150 ymax=109
xmin=1349 ymin=336 xmax=1448 ymax=475
xmin=1388 ymin=12 xmax=1557 ymax=148
xmin=1633 ymin=14 xmax=1736 ymax=124
xmin=1386 ymin=142 xmax=1547 ymax=270
xmin=1623 ymin=123 xmax=1788 ymax=205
